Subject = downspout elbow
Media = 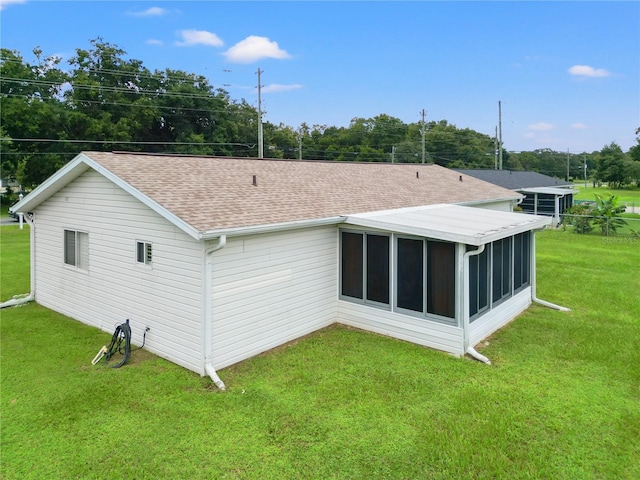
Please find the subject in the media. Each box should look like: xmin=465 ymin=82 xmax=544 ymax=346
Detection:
xmin=466 ymin=346 xmax=491 ymax=365
xmin=0 ymin=293 xmax=35 ymax=309
xmin=205 ymin=363 xmax=226 ymax=391
xmin=206 ymin=234 xmax=226 ymax=255
xmin=532 ymin=296 xmax=571 ymax=312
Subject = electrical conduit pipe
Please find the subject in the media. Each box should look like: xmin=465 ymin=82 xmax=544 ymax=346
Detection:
xmin=203 ymin=235 xmax=227 ymax=390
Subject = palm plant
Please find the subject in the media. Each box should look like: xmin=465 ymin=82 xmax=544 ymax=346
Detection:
xmin=592 ymin=193 xmax=627 ymax=235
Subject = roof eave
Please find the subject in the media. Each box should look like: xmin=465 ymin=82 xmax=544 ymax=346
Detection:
xmin=199 ymin=216 xmax=346 ymax=240
xmin=457 ymin=195 xmax=523 ymax=206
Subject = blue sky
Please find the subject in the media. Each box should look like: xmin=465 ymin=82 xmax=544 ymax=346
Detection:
xmin=2 ymin=0 xmax=639 ymax=153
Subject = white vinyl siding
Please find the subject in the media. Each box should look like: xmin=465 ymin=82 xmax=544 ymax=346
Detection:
xmin=469 ymin=287 xmax=532 ymax=346
xmin=210 ymin=227 xmax=337 ymax=369
xmin=337 ymin=300 xmax=464 ymax=355
xmin=32 ymin=170 xmax=205 ymax=374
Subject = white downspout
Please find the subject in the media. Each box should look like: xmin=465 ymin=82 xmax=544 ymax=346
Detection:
xmin=530 ymin=230 xmax=570 ymax=311
xmin=463 ymin=244 xmax=491 ymax=365
xmin=1 ymin=213 xmax=35 ymax=309
xmin=203 ymin=235 xmax=227 ymax=390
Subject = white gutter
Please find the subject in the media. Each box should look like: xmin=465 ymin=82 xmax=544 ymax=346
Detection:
xmin=1 ymin=213 xmax=35 ymax=309
xmin=199 ymin=216 xmax=344 ymax=240
xmin=462 ymin=244 xmax=491 ymax=364
xmin=203 ymin=235 xmax=227 ymax=390
xmin=530 ymin=229 xmax=570 ymax=312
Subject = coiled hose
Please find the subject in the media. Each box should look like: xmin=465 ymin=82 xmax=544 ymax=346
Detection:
xmin=104 ymin=319 xmax=132 ymax=368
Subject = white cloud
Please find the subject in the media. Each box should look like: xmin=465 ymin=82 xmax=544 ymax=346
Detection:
xmin=224 ymin=36 xmax=291 ymax=64
xmin=528 ymin=122 xmax=553 ymax=131
xmin=0 ymin=0 xmax=26 ymax=10
xmin=262 ymin=84 xmax=303 ymax=94
xmin=127 ymin=7 xmax=168 ymax=17
xmin=146 ymin=39 xmax=164 ymax=46
xmin=571 ymin=122 xmax=588 ymax=130
xmin=175 ymin=29 xmax=224 ymax=47
xmin=568 ymin=65 xmax=611 ymax=78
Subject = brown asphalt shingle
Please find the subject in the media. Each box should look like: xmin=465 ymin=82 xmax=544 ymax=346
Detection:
xmin=86 ymin=151 xmax=520 ymax=232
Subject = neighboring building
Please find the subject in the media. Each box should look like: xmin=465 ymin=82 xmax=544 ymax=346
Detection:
xmin=454 ymin=169 xmax=578 ymax=225
xmin=10 ymin=152 xmax=560 ymax=388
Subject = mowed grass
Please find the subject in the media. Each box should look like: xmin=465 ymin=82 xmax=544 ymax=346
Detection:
xmin=0 ymin=225 xmax=30 ymax=301
xmin=1 ymin=227 xmax=639 ymax=479
xmin=573 ymin=183 xmax=640 ymax=205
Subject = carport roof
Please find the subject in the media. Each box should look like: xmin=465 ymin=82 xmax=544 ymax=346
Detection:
xmin=344 ymin=204 xmax=551 ymax=245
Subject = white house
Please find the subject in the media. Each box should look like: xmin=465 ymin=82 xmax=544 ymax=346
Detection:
xmin=9 ymin=151 xmax=566 ymax=389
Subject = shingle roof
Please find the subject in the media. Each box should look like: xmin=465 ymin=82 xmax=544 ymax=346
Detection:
xmin=454 ymin=169 xmax=573 ymax=190
xmin=83 ymin=152 xmax=519 ymax=232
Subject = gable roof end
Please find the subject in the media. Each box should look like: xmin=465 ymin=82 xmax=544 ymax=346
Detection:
xmin=11 ymin=153 xmax=202 ymax=240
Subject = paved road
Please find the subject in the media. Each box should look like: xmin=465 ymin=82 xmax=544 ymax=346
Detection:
xmin=1 ymin=217 xmax=21 ymax=226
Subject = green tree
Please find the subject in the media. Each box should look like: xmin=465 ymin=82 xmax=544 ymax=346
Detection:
xmin=595 ymin=143 xmax=627 ymax=188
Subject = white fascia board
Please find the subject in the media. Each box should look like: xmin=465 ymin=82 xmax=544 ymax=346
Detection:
xmin=199 ymin=216 xmax=345 ymax=240
xmin=81 ymin=154 xmax=202 ymax=240
xmin=345 ymin=206 xmax=552 ymax=246
xmin=13 ymin=153 xmax=201 ymax=241
xmin=457 ymin=195 xmax=523 ymax=207
xmin=10 ymin=153 xmax=91 ymax=213
xmin=517 ymin=187 xmax=579 ymax=196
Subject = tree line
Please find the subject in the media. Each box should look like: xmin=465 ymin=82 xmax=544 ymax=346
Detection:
xmin=1 ymin=39 xmax=639 ymax=191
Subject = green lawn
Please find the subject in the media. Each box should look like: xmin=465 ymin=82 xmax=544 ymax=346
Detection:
xmin=0 ymin=225 xmax=30 ymax=301
xmin=1 ymin=227 xmax=639 ymax=479
xmin=573 ymin=183 xmax=640 ymax=206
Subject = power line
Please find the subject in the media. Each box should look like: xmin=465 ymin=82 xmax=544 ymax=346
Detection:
xmin=0 ymin=137 xmax=255 ymax=147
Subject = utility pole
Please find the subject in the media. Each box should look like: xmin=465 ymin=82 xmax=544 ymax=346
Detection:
xmin=391 ymin=145 xmax=396 ymax=163
xmin=420 ymin=109 xmax=427 ymax=164
xmin=583 ymin=155 xmax=587 ymax=189
xmin=297 ymin=127 xmax=303 ymax=160
xmin=494 ymin=126 xmax=499 ymax=170
xmin=256 ymin=68 xmax=264 ymax=158
xmin=566 ymin=148 xmax=570 ymax=182
xmin=498 ymin=101 xmax=503 ymax=170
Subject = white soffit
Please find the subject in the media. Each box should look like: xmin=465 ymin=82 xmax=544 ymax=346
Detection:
xmin=344 ymin=204 xmax=552 ymax=246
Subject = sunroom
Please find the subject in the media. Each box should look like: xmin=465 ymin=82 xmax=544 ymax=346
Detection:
xmin=336 ymin=204 xmax=553 ymax=360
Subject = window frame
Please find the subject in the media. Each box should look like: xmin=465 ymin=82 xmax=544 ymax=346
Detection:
xmin=339 ymin=230 xmax=391 ymax=309
xmin=393 ymin=235 xmax=457 ymax=324
xmin=63 ymin=229 xmax=89 ymax=270
xmin=395 ymin=236 xmax=425 ymax=316
xmin=136 ymin=240 xmax=153 ymax=266
xmin=468 ymin=244 xmax=490 ymax=322
xmin=491 ymin=237 xmax=513 ymax=307
xmin=513 ymin=231 xmax=531 ymax=293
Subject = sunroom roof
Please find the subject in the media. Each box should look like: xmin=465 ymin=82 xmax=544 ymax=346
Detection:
xmin=344 ymin=204 xmax=551 ymax=246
